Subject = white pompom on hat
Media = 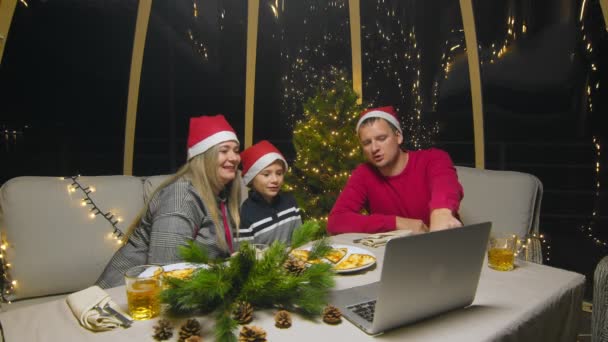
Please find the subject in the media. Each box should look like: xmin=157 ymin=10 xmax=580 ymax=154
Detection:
xmin=187 ymin=114 xmax=239 ymax=160
xmin=355 ymin=106 xmax=402 ymax=134
xmin=240 ymin=140 xmax=288 ymax=185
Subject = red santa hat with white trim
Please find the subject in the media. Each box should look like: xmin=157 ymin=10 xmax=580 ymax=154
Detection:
xmin=356 ymin=106 xmax=402 ymax=134
xmin=187 ymin=114 xmax=239 ymax=160
xmin=240 ymin=140 xmax=288 ymax=185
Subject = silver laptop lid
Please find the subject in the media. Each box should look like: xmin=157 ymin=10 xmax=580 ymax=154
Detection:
xmin=371 ymin=221 xmax=491 ymax=333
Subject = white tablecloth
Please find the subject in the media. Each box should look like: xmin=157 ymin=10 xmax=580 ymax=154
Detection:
xmin=0 ymin=234 xmax=585 ymax=341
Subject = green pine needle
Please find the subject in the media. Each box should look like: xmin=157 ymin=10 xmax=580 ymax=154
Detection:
xmin=178 ymin=240 xmax=209 ymax=264
xmin=291 ymin=220 xmax=324 ymax=249
xmin=215 ymin=309 xmax=238 ymax=342
xmin=307 ymin=238 xmax=332 ymax=260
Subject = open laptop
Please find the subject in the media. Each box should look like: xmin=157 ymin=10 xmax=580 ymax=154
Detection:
xmin=330 ymin=221 xmax=491 ymax=335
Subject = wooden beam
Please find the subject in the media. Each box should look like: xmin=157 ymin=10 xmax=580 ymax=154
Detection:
xmin=348 ymin=0 xmax=363 ymax=104
xmin=244 ymin=0 xmax=260 ymax=149
xmin=0 ymin=0 xmax=17 ymax=65
xmin=123 ymin=0 xmax=152 ymax=175
xmin=459 ymin=0 xmax=485 ymax=169
xmin=600 ymin=0 xmax=608 ymax=31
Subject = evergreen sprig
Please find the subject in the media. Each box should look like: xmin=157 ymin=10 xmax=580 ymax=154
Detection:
xmin=290 ymin=220 xmax=326 ymax=249
xmin=161 ymin=221 xmax=336 ymax=342
xmin=177 ymin=240 xmax=210 ymax=264
xmin=215 ymin=307 xmax=238 ymax=342
xmin=307 ymin=238 xmax=332 ymax=261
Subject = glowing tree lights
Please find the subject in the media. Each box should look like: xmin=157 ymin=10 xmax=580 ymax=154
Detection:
xmin=285 ymin=68 xmax=364 ymax=224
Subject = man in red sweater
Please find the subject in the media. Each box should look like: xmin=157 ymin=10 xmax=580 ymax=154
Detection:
xmin=327 ymin=106 xmax=464 ymax=235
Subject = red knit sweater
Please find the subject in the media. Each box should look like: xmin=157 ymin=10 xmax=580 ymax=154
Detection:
xmin=327 ymin=148 xmax=463 ymax=234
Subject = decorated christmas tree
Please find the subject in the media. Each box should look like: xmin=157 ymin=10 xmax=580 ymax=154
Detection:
xmin=285 ymin=68 xmax=365 ymax=226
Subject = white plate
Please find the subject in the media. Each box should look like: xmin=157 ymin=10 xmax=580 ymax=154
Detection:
xmin=162 ymin=262 xmax=207 ymax=272
xmin=293 ymin=244 xmax=376 ymax=274
xmin=138 ymin=263 xmax=207 ymax=278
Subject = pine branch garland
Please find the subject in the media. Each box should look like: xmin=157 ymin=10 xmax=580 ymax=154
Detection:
xmin=161 ymin=223 xmax=336 ymax=342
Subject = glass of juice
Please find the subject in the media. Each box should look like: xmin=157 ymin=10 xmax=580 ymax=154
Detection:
xmin=124 ymin=265 xmax=162 ymax=320
xmin=487 ymin=234 xmax=517 ymax=271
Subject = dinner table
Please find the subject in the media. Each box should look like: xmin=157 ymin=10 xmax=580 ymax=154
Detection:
xmin=0 ymin=233 xmax=585 ymax=341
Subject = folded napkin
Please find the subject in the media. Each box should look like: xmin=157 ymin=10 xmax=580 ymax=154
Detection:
xmin=67 ymin=285 xmax=132 ymax=331
xmin=358 ymin=230 xmax=412 ymax=248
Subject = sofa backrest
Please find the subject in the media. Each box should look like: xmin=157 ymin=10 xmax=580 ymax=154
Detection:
xmin=143 ymin=175 xmax=172 ymax=203
xmin=456 ymin=166 xmax=543 ymax=238
xmin=0 ymin=176 xmax=145 ymax=301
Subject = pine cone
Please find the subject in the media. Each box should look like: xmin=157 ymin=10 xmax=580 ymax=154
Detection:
xmin=322 ymin=305 xmax=342 ymax=324
xmin=178 ymin=318 xmax=202 ymax=342
xmin=232 ymin=301 xmax=254 ymax=324
xmin=152 ymin=319 xmax=174 ymax=341
xmin=184 ymin=336 xmax=203 ymax=342
xmin=274 ymin=310 xmax=292 ymax=328
xmin=284 ymin=256 xmax=307 ymax=276
xmin=238 ymin=325 xmax=267 ymax=342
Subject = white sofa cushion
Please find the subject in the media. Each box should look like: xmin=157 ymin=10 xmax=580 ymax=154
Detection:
xmin=0 ymin=176 xmax=144 ymax=301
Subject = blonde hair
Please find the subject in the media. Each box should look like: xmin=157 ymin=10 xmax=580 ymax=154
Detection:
xmin=123 ymin=143 xmax=242 ymax=253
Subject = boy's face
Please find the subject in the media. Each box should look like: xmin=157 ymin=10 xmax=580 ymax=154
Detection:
xmin=251 ymin=160 xmax=285 ymax=203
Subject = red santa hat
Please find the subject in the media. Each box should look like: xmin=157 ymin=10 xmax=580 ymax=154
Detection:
xmin=355 ymin=106 xmax=402 ymax=134
xmin=240 ymin=140 xmax=288 ymax=185
xmin=187 ymin=114 xmax=239 ymax=160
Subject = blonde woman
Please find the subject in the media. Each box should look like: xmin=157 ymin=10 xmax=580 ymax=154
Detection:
xmin=96 ymin=115 xmax=242 ymax=288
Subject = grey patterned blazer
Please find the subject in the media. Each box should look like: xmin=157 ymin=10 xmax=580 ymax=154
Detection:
xmin=95 ymin=178 xmax=236 ymax=289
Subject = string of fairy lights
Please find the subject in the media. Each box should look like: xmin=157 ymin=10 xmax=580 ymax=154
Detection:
xmin=0 ymin=125 xmax=26 ymax=150
xmin=362 ymin=0 xmax=438 ymax=150
xmin=185 ymin=0 xmax=210 ymax=63
xmin=0 ymin=234 xmax=15 ymax=303
xmin=577 ymin=0 xmax=605 ymax=249
xmin=66 ymin=176 xmax=126 ymax=243
xmin=579 ymin=137 xmax=604 ymax=247
xmin=279 ymin=0 xmax=350 ymax=127
xmin=0 ymin=176 xmax=126 ymax=304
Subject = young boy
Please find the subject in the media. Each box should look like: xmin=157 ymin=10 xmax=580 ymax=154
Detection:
xmin=238 ymin=140 xmax=302 ymax=245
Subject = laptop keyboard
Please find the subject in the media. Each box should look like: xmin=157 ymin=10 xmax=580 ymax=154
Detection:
xmin=347 ymin=300 xmax=377 ymax=322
